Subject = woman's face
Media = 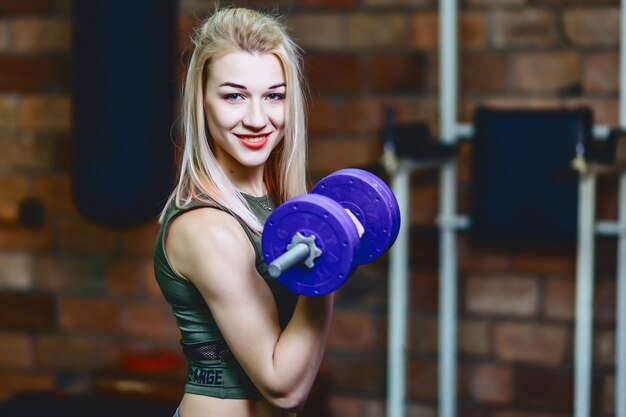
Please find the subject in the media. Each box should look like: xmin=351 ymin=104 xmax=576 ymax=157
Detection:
xmin=204 ymin=51 xmax=286 ymax=172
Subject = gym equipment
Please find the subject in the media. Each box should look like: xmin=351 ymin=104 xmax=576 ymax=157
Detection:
xmin=262 ymin=168 xmax=400 ymax=296
xmin=71 ymin=0 xmax=178 ymax=228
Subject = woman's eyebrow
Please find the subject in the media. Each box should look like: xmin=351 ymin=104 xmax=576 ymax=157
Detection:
xmin=269 ymin=83 xmax=286 ymax=89
xmin=220 ymin=82 xmax=247 ymax=89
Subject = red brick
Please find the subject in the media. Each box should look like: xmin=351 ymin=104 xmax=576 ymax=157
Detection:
xmin=367 ymin=53 xmax=427 ymax=94
xmin=0 ymin=224 xmax=53 ymax=251
xmin=328 ymin=310 xmax=376 ymax=350
xmin=513 ymin=52 xmax=580 ymax=94
xmin=460 ymin=52 xmax=507 ymax=94
xmin=0 ymin=292 xmax=55 ymax=330
xmin=564 ymin=8 xmax=619 ymax=47
xmin=595 ymin=280 xmax=616 ymax=323
xmin=492 ymin=10 xmax=559 ymax=49
xmin=308 ymin=99 xmax=340 ymax=134
xmin=58 ymin=297 xmax=119 ymax=333
xmin=32 ymin=174 xmax=73 ymax=213
xmin=493 ymin=412 xmax=569 ymax=417
xmin=0 ymin=333 xmax=33 ymax=368
xmin=409 ymin=184 xmax=438 ymax=226
xmin=544 ymin=278 xmax=575 ymax=321
xmin=347 ymin=14 xmax=409 ymax=50
xmin=494 ymin=322 xmax=568 ymax=365
xmin=407 ymin=404 xmax=436 ymax=417
xmin=57 ymin=214 xmax=118 ymax=254
xmin=120 ymin=222 xmax=159 ymax=256
xmin=513 ymin=249 xmax=575 ymax=274
xmin=0 ymin=0 xmax=51 ymax=15
xmin=517 ymin=369 xmax=573 ymax=410
xmin=410 ymin=271 xmax=438 ymax=313
xmin=458 ymin=236 xmax=514 ymax=272
xmin=36 ymin=335 xmax=100 ymax=370
xmin=593 ymin=330 xmax=614 ymax=365
xmin=305 ymin=54 xmax=363 ymax=95
xmin=0 ymin=175 xmax=30 ymax=211
xmin=411 ymin=12 xmax=486 ymax=51
xmin=0 ymin=95 xmax=18 ymax=130
xmin=467 ymin=0 xmax=523 ymax=5
xmin=39 ymin=256 xmax=104 ymax=294
xmin=140 ymin=259 xmax=162 ymax=299
xmin=564 ymin=98 xmax=618 ymax=125
xmin=459 ymin=319 xmax=490 ymax=357
xmin=308 ymin=138 xmax=380 ymax=174
xmin=344 ymin=97 xmax=438 ymax=134
xmin=460 ymin=98 xmax=562 ymax=123
xmin=459 ymin=12 xmax=487 ymax=50
xmin=302 ymin=0 xmax=357 ymax=8
xmin=411 ymin=317 xmax=437 ymax=355
xmin=0 ymin=134 xmax=54 ymax=172
xmin=323 ymin=356 xmax=385 ymax=395
xmin=329 ymin=395 xmax=362 ymax=417
xmin=122 ymin=301 xmax=179 ymax=341
xmin=583 ymin=52 xmax=619 ymax=93
xmin=364 ymin=0 xmax=432 ymax=6
xmin=19 ymin=95 xmax=71 ymax=132
xmin=0 ymin=371 xmax=55 ymax=396
xmin=286 ymin=15 xmax=345 ymax=50
xmin=0 ymin=57 xmax=68 ymax=92
xmin=11 ymin=18 xmax=70 ymax=53
xmin=0 ymin=253 xmax=35 ymax=290
xmin=603 ymin=374 xmax=614 ymax=414
xmin=410 ymin=12 xmax=437 ymax=51
xmin=470 ymin=364 xmax=513 ymax=404
xmin=465 ymin=275 xmax=539 ymax=317
xmin=408 ymin=360 xmax=438 ymax=400
xmin=177 ymin=14 xmax=197 ymax=53
xmin=105 ymin=259 xmax=143 ymax=296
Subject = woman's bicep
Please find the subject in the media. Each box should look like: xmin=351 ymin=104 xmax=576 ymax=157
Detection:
xmin=169 ymin=209 xmax=284 ymax=398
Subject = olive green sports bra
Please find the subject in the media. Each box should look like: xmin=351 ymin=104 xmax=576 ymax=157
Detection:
xmin=153 ymin=194 xmax=298 ymax=399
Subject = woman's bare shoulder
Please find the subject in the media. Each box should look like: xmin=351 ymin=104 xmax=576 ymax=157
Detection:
xmin=166 ymin=206 xmax=254 ymax=281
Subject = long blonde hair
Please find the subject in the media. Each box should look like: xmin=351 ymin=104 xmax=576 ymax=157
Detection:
xmin=160 ymin=7 xmax=308 ymax=233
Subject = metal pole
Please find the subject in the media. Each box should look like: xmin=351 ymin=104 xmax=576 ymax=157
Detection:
xmin=387 ymin=165 xmax=411 ymax=417
xmin=438 ymin=1 xmax=458 ymax=417
xmin=615 ymin=2 xmax=626 ymax=416
xmin=574 ymin=173 xmax=596 ymax=417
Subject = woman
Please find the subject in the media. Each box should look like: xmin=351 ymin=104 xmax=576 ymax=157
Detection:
xmin=153 ymin=7 xmax=333 ymax=417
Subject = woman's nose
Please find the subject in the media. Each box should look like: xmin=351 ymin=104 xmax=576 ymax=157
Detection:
xmin=243 ymin=100 xmax=268 ymax=128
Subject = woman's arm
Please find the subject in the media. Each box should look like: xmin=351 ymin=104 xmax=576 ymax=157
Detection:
xmin=166 ymin=207 xmax=333 ymax=410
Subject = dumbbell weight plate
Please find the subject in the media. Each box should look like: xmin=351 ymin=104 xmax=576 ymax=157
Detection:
xmin=311 ymin=168 xmax=400 ymax=265
xmin=262 ymin=194 xmax=360 ymax=296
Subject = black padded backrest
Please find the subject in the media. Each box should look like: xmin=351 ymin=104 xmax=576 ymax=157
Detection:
xmin=470 ymin=107 xmax=593 ymax=245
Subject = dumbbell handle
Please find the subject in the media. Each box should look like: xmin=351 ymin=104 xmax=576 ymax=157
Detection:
xmin=268 ymin=243 xmax=310 ymax=279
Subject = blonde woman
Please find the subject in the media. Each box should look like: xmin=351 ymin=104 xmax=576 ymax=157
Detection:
xmin=153 ymin=7 xmax=333 ymax=417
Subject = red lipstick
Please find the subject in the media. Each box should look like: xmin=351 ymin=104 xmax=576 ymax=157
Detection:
xmin=236 ymin=133 xmax=270 ymax=150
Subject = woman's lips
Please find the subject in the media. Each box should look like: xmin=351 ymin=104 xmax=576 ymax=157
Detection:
xmin=236 ymin=133 xmax=270 ymax=150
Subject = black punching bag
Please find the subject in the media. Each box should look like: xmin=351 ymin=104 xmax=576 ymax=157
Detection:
xmin=72 ymin=0 xmax=178 ymax=228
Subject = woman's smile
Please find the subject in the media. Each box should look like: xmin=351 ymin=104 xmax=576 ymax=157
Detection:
xmin=236 ymin=132 xmax=272 ymax=149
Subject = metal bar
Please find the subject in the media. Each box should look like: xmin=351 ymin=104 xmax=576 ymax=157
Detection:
xmin=616 ymin=2 xmax=626 ymax=415
xmin=438 ymin=0 xmax=458 ymax=416
xmin=386 ymin=165 xmax=411 ymax=417
xmin=617 ymin=172 xmax=626 ymax=417
xmin=595 ymin=221 xmax=621 ymax=236
xmin=456 ymin=123 xmax=613 ymax=140
xmin=574 ymin=173 xmax=597 ymax=417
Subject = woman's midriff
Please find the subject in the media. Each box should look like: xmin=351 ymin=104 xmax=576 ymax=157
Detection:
xmin=179 ymin=392 xmax=297 ymax=417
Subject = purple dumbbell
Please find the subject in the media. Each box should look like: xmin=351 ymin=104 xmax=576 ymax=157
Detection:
xmin=262 ymin=169 xmax=401 ymax=296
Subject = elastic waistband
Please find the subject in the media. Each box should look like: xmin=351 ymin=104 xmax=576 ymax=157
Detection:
xmin=186 ymin=362 xmax=254 ymax=390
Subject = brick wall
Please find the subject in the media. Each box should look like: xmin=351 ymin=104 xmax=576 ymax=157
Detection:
xmin=0 ymin=0 xmax=620 ymax=416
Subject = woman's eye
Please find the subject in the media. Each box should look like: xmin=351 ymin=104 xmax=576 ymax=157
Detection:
xmin=267 ymin=93 xmax=285 ymax=101
xmin=223 ymin=93 xmax=244 ymax=101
